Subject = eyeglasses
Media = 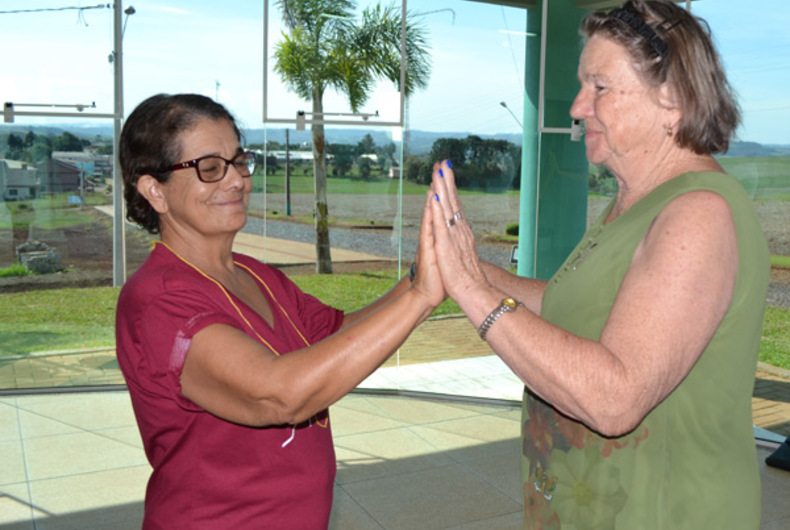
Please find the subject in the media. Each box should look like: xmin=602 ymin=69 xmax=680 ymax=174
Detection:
xmin=166 ymin=151 xmax=256 ymax=183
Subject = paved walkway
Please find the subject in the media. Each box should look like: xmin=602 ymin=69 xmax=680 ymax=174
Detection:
xmin=95 ymin=205 xmax=395 ymax=268
xmin=2 ymin=315 xmax=789 ymax=438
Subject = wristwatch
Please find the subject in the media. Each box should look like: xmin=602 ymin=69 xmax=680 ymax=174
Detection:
xmin=478 ymin=297 xmax=523 ymax=340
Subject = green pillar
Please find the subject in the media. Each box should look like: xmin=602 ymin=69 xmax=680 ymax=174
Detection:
xmin=518 ymin=0 xmax=590 ymax=280
xmin=516 ymin=1 xmax=541 ymax=279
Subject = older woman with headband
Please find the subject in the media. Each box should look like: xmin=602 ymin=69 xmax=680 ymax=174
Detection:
xmin=115 ymin=93 xmax=444 ymax=529
xmin=428 ymin=1 xmax=769 ymax=528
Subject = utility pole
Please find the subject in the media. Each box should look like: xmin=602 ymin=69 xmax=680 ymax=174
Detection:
xmin=112 ymin=3 xmax=127 ymax=286
xmin=285 ymin=129 xmax=291 ymax=216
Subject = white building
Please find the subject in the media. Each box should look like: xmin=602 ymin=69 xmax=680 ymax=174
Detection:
xmin=0 ymin=159 xmax=39 ymax=201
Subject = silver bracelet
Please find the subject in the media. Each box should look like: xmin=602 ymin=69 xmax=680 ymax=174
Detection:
xmin=478 ymin=297 xmax=523 ymax=341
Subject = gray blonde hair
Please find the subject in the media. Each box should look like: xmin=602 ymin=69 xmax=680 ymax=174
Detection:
xmin=581 ymin=0 xmax=740 ymax=154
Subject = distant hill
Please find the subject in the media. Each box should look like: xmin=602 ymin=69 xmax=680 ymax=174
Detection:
xmin=0 ymin=123 xmax=784 ymax=157
xmin=230 ymin=128 xmax=522 ymax=155
xmin=720 ymin=141 xmax=790 ymax=158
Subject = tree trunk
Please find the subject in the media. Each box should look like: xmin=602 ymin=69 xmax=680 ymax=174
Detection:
xmin=311 ymin=89 xmax=333 ymax=274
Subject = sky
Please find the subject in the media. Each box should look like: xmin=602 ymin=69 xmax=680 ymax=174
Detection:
xmin=1 ymin=0 xmax=788 ymax=145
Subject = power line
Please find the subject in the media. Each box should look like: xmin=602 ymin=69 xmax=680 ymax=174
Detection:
xmin=0 ymin=4 xmax=110 ymax=15
xmin=500 ymin=6 xmax=524 ymax=90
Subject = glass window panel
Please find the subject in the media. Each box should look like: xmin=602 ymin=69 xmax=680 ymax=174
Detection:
xmin=693 ymin=0 xmax=790 ymax=262
xmin=0 ymin=115 xmax=121 ymax=390
xmin=3 ymin=0 xmax=786 ymax=398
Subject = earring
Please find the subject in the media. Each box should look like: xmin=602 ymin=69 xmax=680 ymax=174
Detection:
xmin=664 ymin=123 xmax=674 ymax=136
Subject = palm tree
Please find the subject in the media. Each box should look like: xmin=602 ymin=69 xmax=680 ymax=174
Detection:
xmin=273 ymin=0 xmax=431 ymax=273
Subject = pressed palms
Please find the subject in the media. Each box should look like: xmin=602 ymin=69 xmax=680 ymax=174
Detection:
xmin=274 ymin=0 xmax=431 ymax=273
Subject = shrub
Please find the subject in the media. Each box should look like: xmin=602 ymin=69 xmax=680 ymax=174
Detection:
xmin=505 ymin=222 xmax=519 ymax=236
xmin=0 ymin=264 xmax=33 ymax=278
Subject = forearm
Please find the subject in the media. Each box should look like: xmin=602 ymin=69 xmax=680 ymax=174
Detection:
xmin=274 ymin=286 xmax=434 ymax=422
xmin=185 ymin=285 xmax=436 ymax=428
xmin=451 ymin=281 xmax=634 ymax=435
xmin=480 ymin=261 xmax=547 ymax=315
xmin=340 ymin=274 xmax=411 ymax=329
xmin=481 ymin=311 xmax=633 ymax=435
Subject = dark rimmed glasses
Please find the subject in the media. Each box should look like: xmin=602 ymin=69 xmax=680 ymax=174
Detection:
xmin=166 ymin=151 xmax=256 ymax=183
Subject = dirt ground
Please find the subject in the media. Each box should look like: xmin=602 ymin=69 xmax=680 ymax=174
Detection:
xmin=0 ymin=196 xmax=788 ymax=292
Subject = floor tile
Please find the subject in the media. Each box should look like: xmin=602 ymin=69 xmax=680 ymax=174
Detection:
xmin=459 ymin=448 xmax=524 ymax=504
xmin=758 ymin=445 xmax=790 ymax=524
xmin=415 ymin=411 xmax=521 ymax=444
xmin=17 ymin=409 xmax=85 ymax=439
xmin=0 ymin=401 xmax=22 ymax=443
xmin=443 ymin=511 xmax=523 ymax=530
xmin=328 ymin=486 xmax=385 ymax=530
xmin=341 ymin=464 xmax=522 ymax=530
xmin=340 ymin=393 xmax=487 ymax=425
xmin=16 ymin=392 xmax=137 ymax=434
xmin=0 ymin=439 xmax=27 ymax=486
xmin=329 ymin=400 xmax=409 ymax=437
xmin=0 ymin=482 xmax=38 ymax=529
xmin=334 ymin=427 xmax=455 ymax=485
xmin=95 ymin=425 xmax=145 ymax=449
xmin=28 ymin=467 xmax=147 ymax=530
xmin=23 ymin=432 xmax=146 ymax=481
xmin=1 ymin=386 xmax=789 ymax=529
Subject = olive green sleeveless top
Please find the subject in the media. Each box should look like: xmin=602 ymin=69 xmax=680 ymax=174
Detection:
xmin=522 ymin=172 xmax=769 ymax=529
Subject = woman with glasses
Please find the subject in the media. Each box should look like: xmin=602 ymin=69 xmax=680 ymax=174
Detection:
xmin=116 ymin=93 xmax=444 ymax=529
xmin=427 ymin=1 xmax=769 ymax=528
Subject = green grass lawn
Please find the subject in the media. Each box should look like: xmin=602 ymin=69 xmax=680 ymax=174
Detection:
xmin=0 ymin=270 xmax=787 ymax=376
xmin=0 ymin=192 xmax=112 ymax=230
xmin=0 ymin=287 xmax=118 ymax=355
xmin=719 ymin=157 xmax=790 ymax=200
xmin=0 ymin=270 xmax=459 ymax=357
xmin=772 ymin=256 xmax=790 ymax=268
xmin=761 ymin=306 xmax=790 ymax=369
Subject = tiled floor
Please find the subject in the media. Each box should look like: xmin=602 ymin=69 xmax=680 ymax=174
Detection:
xmin=2 ymin=311 xmax=789 ymax=529
xmin=1 ymin=369 xmax=790 ymax=529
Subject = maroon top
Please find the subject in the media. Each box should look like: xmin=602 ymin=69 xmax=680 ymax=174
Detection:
xmin=116 ymin=244 xmax=344 ymax=529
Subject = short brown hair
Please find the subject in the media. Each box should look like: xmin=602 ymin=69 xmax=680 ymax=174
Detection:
xmin=119 ymin=93 xmax=243 ymax=234
xmin=581 ymin=0 xmax=740 ymax=154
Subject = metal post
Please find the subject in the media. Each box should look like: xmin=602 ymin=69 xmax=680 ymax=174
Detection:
xmin=517 ymin=1 xmax=541 ymax=279
xmin=285 ymin=129 xmax=291 ymax=216
xmin=112 ymin=2 xmax=127 ymax=286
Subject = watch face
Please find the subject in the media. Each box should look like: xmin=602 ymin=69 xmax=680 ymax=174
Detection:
xmin=504 ymin=298 xmax=517 ymax=309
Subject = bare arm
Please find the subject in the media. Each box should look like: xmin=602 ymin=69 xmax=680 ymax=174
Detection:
xmin=339 ymin=274 xmax=412 ymax=329
xmin=480 ymin=262 xmax=547 ymax=315
xmin=431 ymin=160 xmax=737 ymax=436
xmin=180 ymin=192 xmax=444 ymax=427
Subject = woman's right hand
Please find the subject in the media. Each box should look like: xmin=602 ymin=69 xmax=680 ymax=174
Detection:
xmin=411 ymin=188 xmax=447 ymax=311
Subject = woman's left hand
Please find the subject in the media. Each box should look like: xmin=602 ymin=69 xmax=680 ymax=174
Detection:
xmin=428 ymin=160 xmax=488 ymax=302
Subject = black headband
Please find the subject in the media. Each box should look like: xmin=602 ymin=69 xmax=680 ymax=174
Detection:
xmin=609 ymin=7 xmax=668 ymax=58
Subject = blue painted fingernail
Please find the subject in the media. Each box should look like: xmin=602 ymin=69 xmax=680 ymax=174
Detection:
xmin=439 ymin=168 xmax=444 ymax=178
xmin=446 ymin=159 xmax=452 ymax=168
xmin=435 ymin=193 xmax=440 ymax=202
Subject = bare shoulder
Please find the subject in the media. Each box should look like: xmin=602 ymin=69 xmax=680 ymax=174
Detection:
xmin=646 ymin=189 xmax=735 ymax=250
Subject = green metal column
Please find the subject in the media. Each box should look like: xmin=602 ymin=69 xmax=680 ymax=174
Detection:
xmin=516 ymin=1 xmax=541 ymax=279
xmin=519 ymin=0 xmax=590 ymax=280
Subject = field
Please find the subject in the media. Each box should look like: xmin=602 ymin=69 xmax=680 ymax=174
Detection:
xmin=0 ymin=160 xmax=788 ymax=369
xmin=1 ymin=156 xmax=788 ymax=274
xmin=719 ymin=157 xmax=790 ymax=200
